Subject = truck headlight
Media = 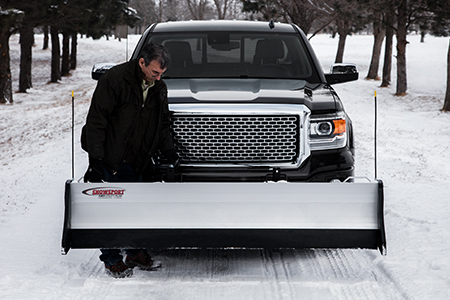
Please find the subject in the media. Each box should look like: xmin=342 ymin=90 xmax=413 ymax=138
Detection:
xmin=309 ymin=113 xmax=347 ymax=150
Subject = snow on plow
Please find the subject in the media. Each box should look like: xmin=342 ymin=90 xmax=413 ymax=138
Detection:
xmin=62 ymin=178 xmax=386 ymax=255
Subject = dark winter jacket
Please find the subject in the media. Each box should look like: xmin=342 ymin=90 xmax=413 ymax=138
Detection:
xmin=82 ymin=59 xmax=176 ymax=174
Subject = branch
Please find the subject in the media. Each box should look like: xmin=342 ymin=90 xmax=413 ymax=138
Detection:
xmin=308 ymin=17 xmax=334 ymax=40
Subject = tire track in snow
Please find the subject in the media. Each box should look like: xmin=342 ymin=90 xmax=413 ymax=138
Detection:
xmin=293 ymin=248 xmax=326 ymax=279
xmin=62 ymin=251 xmax=112 ymax=300
xmin=309 ymin=249 xmax=408 ymax=300
xmin=365 ymin=251 xmax=413 ymax=300
xmin=54 ymin=248 xmax=411 ymax=300
xmin=278 ymin=250 xmax=298 ymax=300
xmin=260 ymin=249 xmax=282 ymax=300
xmin=261 ymin=249 xmax=296 ymax=300
xmin=321 ymin=249 xmax=384 ymax=299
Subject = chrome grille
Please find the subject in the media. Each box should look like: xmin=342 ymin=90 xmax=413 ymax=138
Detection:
xmin=171 ymin=115 xmax=299 ymax=163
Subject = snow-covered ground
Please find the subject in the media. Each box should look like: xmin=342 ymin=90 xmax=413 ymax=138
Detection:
xmin=1 ymin=31 xmax=449 ymax=299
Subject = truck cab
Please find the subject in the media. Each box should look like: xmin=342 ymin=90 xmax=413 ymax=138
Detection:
xmin=94 ymin=20 xmax=359 ymax=182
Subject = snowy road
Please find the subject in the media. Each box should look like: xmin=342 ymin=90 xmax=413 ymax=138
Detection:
xmin=1 ymin=32 xmax=449 ymax=299
xmin=54 ymin=248 xmax=406 ymax=300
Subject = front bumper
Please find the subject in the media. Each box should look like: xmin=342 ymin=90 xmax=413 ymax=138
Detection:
xmin=156 ymin=147 xmax=354 ymax=182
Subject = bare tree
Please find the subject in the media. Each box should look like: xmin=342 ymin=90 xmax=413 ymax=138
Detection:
xmin=0 ymin=8 xmax=24 ymax=104
xmin=213 ymin=0 xmax=231 ymax=19
xmin=275 ymin=0 xmax=327 ymax=34
xmin=43 ymin=25 xmax=49 ymax=49
xmin=70 ymin=33 xmax=77 ymax=70
xmin=329 ymin=0 xmax=368 ymax=63
xmin=187 ymin=0 xmax=211 ymax=20
xmin=241 ymin=0 xmax=367 ymax=61
xmin=426 ymin=0 xmax=450 ymax=111
xmin=366 ymin=10 xmax=386 ymax=80
xmin=396 ymin=0 xmax=408 ymax=95
xmin=50 ymin=26 xmax=61 ymax=83
xmin=241 ymin=0 xmax=332 ymax=35
xmin=381 ymin=8 xmax=395 ymax=87
xmin=334 ymin=16 xmax=353 ymax=63
xmin=0 ymin=26 xmax=14 ymax=104
xmin=163 ymin=0 xmax=181 ymax=21
xmin=394 ymin=0 xmax=429 ymax=96
xmin=157 ymin=0 xmax=164 ymax=22
xmin=444 ymin=40 xmax=450 ymax=111
xmin=19 ymin=27 xmax=34 ymax=92
xmin=61 ymin=32 xmax=71 ymax=77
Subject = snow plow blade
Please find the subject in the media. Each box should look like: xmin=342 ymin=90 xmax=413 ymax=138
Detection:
xmin=62 ymin=178 xmax=386 ymax=255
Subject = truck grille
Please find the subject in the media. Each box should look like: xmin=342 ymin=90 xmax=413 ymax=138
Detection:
xmin=170 ymin=115 xmax=299 ymax=163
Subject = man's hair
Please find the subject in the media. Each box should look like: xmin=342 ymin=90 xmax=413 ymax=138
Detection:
xmin=139 ymin=43 xmax=171 ymax=69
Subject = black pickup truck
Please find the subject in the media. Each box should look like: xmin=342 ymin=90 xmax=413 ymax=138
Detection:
xmin=62 ymin=21 xmax=389 ymax=255
xmin=93 ymin=20 xmax=358 ymax=182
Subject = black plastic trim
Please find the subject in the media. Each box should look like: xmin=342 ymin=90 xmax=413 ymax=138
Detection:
xmin=61 ymin=180 xmax=73 ymax=255
xmin=69 ymin=229 xmax=381 ymax=251
xmin=377 ymin=179 xmax=387 ymax=255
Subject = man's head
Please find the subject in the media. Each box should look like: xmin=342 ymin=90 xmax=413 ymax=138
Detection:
xmin=138 ymin=43 xmax=171 ymax=82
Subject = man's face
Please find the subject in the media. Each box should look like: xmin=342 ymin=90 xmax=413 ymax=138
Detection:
xmin=139 ymin=58 xmax=166 ymax=82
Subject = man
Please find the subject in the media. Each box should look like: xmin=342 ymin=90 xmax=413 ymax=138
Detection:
xmin=81 ymin=43 xmax=179 ymax=278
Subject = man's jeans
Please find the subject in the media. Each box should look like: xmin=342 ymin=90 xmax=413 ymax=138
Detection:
xmin=99 ymin=162 xmax=144 ymax=266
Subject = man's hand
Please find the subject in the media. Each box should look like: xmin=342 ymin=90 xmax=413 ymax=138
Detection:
xmin=84 ymin=158 xmax=105 ymax=182
xmin=164 ymin=149 xmax=180 ymax=168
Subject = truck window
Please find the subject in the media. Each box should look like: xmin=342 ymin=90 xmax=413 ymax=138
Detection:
xmin=147 ymin=32 xmax=314 ymax=79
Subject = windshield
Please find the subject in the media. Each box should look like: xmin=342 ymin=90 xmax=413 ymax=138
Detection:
xmin=145 ymin=32 xmax=318 ymax=80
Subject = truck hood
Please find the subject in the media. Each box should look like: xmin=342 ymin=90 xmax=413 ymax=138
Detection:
xmin=165 ymin=78 xmax=339 ymax=112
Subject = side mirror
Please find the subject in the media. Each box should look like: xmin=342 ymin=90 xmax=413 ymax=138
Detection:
xmin=91 ymin=63 xmax=116 ymax=80
xmin=325 ymin=63 xmax=359 ymax=85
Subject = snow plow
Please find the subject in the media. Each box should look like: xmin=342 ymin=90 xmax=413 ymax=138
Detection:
xmin=62 ymin=20 xmax=387 ymax=256
xmin=62 ymin=176 xmax=386 ymax=255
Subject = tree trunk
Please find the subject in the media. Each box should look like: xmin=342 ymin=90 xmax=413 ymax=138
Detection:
xmin=396 ymin=0 xmax=408 ymax=96
xmin=366 ymin=14 xmax=385 ymax=80
xmin=335 ymin=32 xmax=347 ymax=63
xmin=43 ymin=25 xmax=49 ymax=50
xmin=381 ymin=10 xmax=394 ymax=88
xmin=420 ymin=31 xmax=426 ymax=43
xmin=19 ymin=27 xmax=34 ymax=93
xmin=50 ymin=26 xmax=61 ymax=83
xmin=442 ymin=39 xmax=450 ymax=111
xmin=0 ymin=29 xmax=13 ymax=104
xmin=61 ymin=32 xmax=70 ymax=77
xmin=335 ymin=19 xmax=350 ymax=63
xmin=70 ymin=33 xmax=77 ymax=70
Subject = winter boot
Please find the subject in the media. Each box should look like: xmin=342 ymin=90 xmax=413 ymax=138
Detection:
xmin=105 ymin=260 xmax=133 ymax=278
xmin=125 ymin=250 xmax=161 ymax=271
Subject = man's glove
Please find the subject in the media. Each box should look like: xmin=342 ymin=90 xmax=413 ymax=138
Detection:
xmin=164 ymin=149 xmax=180 ymax=168
xmin=84 ymin=158 xmax=104 ymax=183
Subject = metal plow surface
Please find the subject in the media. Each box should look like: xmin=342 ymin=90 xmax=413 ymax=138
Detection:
xmin=62 ymin=179 xmax=386 ymax=255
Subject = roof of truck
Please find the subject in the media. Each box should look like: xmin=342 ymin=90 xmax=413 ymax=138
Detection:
xmin=150 ymin=20 xmax=299 ymax=34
